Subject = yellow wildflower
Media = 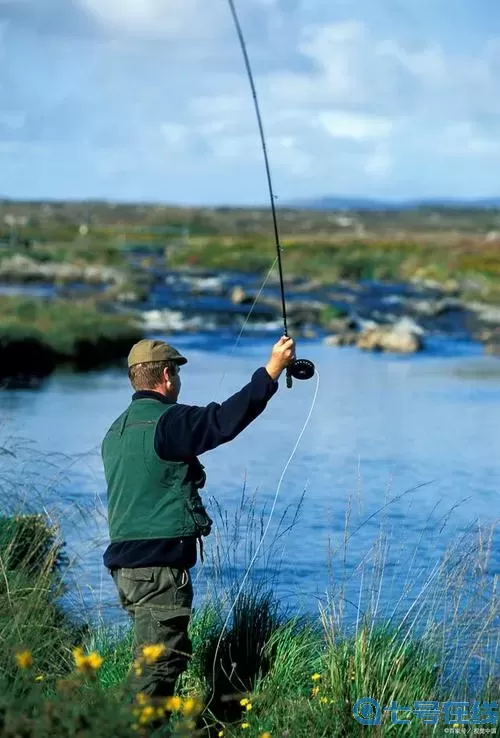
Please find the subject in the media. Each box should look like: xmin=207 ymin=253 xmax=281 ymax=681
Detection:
xmin=218 ymin=731 xmax=225 ymax=737
xmin=165 ymin=695 xmax=182 ymax=712
xmin=136 ymin=693 xmax=149 ymax=706
xmin=72 ymin=647 xmax=103 ymax=673
xmin=15 ymin=650 xmax=33 ymax=669
xmin=245 ymin=703 xmax=253 ymax=712
xmin=241 ymin=723 xmax=250 ymax=729
xmin=182 ymin=697 xmax=202 ymax=716
xmin=139 ymin=705 xmax=155 ymax=725
xmin=311 ymin=686 xmax=320 ymax=697
xmin=260 ymin=733 xmax=271 ymax=738
xmin=86 ymin=652 xmax=103 ymax=669
xmin=35 ymin=675 xmax=44 ymax=682
xmin=320 ymin=697 xmax=328 ymax=704
xmin=240 ymin=698 xmax=250 ymax=706
xmin=311 ymin=673 xmax=321 ymax=681
xmin=73 ymin=647 xmax=85 ymax=668
xmin=142 ymin=644 xmax=166 ymax=664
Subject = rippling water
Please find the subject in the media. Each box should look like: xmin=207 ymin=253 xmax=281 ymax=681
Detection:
xmin=0 ymin=334 xmax=498 ymax=640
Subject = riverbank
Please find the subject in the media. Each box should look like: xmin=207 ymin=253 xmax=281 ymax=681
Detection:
xmin=2 ymin=202 xmax=500 ymax=380
xmin=0 ymin=296 xmax=142 ymax=384
xmin=2 ymin=513 xmax=498 ymax=737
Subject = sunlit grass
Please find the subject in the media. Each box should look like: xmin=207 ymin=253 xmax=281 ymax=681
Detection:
xmin=0 ymin=463 xmax=498 ymax=736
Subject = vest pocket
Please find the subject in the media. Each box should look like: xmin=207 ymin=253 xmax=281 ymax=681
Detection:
xmin=186 ymin=497 xmax=213 ymax=537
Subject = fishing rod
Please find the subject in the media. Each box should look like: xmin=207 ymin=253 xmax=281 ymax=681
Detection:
xmin=227 ymin=0 xmax=315 ymax=389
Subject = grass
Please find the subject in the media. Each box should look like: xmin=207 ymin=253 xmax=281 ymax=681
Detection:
xmin=3 ymin=202 xmax=500 ymax=303
xmin=0 ymin=471 xmax=498 ymax=737
xmin=167 ymin=233 xmax=500 ymax=300
xmin=0 ymin=296 xmax=143 ymax=381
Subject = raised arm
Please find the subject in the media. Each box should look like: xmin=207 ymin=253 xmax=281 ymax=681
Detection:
xmin=155 ymin=336 xmax=295 ymax=460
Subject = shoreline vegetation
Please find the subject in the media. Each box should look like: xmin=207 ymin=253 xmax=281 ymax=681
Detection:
xmin=1 ymin=200 xmax=500 ymax=381
xmin=1 ymin=501 xmax=498 ymax=738
xmin=0 ymin=296 xmax=143 ymax=384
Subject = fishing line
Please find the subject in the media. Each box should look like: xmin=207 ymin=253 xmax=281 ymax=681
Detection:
xmin=216 ymin=256 xmax=278 ymax=395
xmin=205 ymin=369 xmax=320 ymax=717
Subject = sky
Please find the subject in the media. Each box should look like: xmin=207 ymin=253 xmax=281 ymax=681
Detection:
xmin=1 ymin=0 xmax=500 ymax=205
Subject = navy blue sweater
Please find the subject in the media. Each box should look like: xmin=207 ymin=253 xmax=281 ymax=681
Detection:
xmin=103 ymin=367 xmax=278 ymax=570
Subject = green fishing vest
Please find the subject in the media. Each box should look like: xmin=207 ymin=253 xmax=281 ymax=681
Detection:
xmin=101 ymin=398 xmax=213 ymax=542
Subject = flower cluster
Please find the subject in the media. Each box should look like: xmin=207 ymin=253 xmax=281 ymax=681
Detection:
xmin=131 ymin=692 xmax=203 ymax=730
xmin=73 ymin=647 xmax=104 ymax=675
xmin=133 ymin=643 xmax=167 ymax=676
xmin=15 ymin=650 xmax=33 ymax=669
xmin=309 ymin=672 xmax=335 ymax=706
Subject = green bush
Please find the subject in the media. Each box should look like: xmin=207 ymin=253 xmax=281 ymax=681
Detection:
xmin=0 ymin=297 xmax=143 ymax=380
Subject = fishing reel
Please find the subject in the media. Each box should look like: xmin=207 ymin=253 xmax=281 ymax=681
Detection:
xmin=286 ymin=358 xmax=315 ymax=389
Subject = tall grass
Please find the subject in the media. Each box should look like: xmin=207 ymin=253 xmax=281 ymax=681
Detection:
xmin=0 ymin=457 xmax=498 ymax=737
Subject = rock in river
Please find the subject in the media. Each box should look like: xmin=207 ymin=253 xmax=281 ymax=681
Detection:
xmin=357 ymin=317 xmax=424 ymax=354
xmin=230 ymin=285 xmax=326 ymax=328
xmin=324 ymin=317 xmax=424 ymax=354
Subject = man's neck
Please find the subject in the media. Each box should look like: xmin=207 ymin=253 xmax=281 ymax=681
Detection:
xmin=132 ymin=389 xmax=175 ymax=404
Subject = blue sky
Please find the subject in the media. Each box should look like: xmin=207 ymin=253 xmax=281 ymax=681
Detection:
xmin=1 ymin=0 xmax=500 ymax=205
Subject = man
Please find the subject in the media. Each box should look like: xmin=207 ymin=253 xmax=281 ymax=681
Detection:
xmin=101 ymin=334 xmax=295 ymax=703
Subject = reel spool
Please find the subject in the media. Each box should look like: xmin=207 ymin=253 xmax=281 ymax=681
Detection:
xmin=286 ymin=358 xmax=315 ymax=388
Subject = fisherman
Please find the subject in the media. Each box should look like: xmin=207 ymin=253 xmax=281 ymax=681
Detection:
xmin=101 ymin=335 xmax=296 ymax=705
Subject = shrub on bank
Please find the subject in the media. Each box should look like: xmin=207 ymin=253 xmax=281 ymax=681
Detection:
xmin=0 ymin=296 xmax=143 ymax=382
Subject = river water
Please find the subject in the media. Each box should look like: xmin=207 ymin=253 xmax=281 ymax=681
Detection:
xmin=1 ymin=330 xmax=498 ymax=651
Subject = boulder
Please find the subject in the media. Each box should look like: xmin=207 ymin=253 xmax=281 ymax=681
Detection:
xmin=466 ymin=301 xmax=500 ymax=327
xmin=0 ymin=254 xmax=125 ymax=285
xmin=231 ymin=285 xmax=250 ymax=305
xmin=480 ymin=327 xmax=500 ymax=356
xmin=324 ymin=332 xmax=358 ymax=347
xmin=230 ymin=285 xmax=326 ymax=328
xmin=325 ymin=318 xmax=423 ymax=353
xmin=357 ymin=318 xmax=424 ymax=354
xmin=405 ymin=297 xmax=462 ymax=318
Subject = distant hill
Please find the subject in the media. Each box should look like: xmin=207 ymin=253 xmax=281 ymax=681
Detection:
xmin=285 ymin=196 xmax=500 ymax=211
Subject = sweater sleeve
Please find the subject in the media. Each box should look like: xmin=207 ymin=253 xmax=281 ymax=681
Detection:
xmin=154 ymin=367 xmax=278 ymax=460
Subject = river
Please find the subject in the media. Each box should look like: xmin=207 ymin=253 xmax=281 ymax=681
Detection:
xmin=0 ymin=330 xmax=498 ymax=653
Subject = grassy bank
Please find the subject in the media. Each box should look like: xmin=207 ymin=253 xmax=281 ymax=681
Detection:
xmin=0 ymin=296 xmax=143 ymax=382
xmin=1 ymin=502 xmax=498 ymax=737
xmin=2 ymin=200 xmax=500 ymax=303
xmin=167 ymin=233 xmax=500 ymax=302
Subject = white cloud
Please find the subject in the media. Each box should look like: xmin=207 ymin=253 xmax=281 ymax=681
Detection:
xmin=317 ymin=112 xmax=393 ymax=141
xmin=377 ymin=40 xmax=449 ymax=87
xmin=79 ymin=0 xmax=276 ymax=40
xmin=79 ymin=0 xmax=228 ymax=39
xmin=3 ymin=1 xmax=500 ymax=201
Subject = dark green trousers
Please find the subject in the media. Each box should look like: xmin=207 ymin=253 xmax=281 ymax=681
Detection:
xmin=111 ymin=566 xmax=193 ymax=699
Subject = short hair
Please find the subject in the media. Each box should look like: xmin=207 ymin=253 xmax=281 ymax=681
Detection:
xmin=128 ymin=360 xmax=178 ymax=391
